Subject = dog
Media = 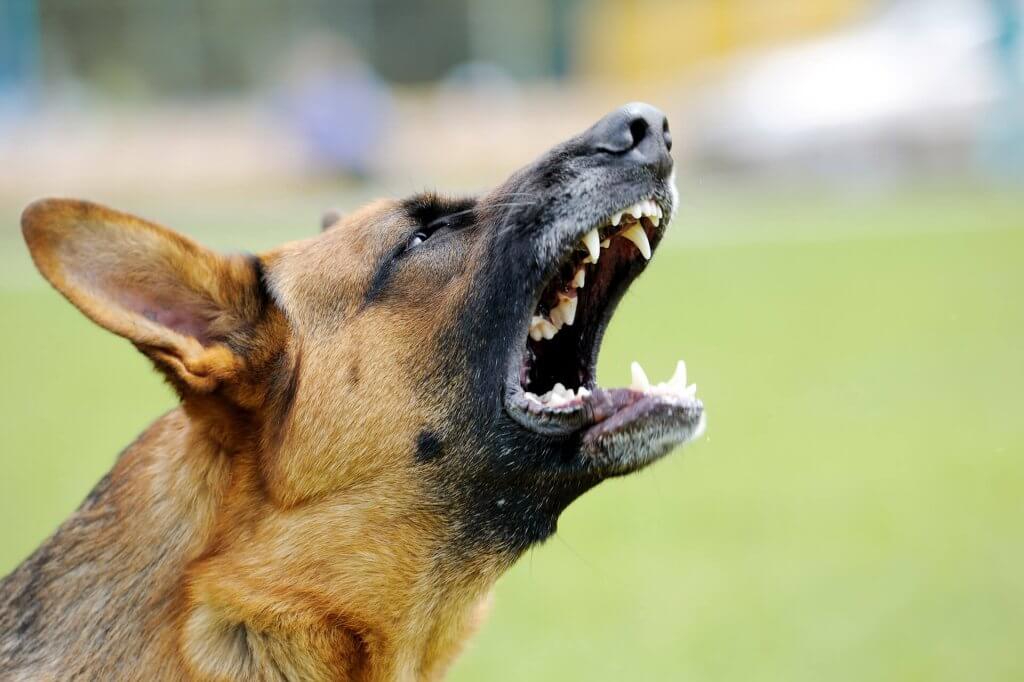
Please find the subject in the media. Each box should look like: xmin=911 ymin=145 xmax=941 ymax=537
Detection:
xmin=0 ymin=103 xmax=704 ymax=680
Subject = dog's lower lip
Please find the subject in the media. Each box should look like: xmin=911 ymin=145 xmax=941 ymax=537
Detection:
xmin=505 ymin=381 xmax=703 ymax=451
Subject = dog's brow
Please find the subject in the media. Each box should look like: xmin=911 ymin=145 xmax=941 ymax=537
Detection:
xmin=360 ymin=195 xmax=478 ymax=309
xmin=403 ymin=193 xmax=476 ymax=225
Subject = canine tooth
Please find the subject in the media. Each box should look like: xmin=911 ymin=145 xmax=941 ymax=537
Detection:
xmin=529 ymin=316 xmax=558 ymax=341
xmin=668 ymin=360 xmax=687 ymax=390
xmin=630 ymin=361 xmax=650 ymax=391
xmin=571 ymin=268 xmax=586 ymax=288
xmin=549 ymin=307 xmax=564 ymax=328
xmin=620 ymin=223 xmax=652 ymax=260
xmin=582 ymin=228 xmax=601 ymax=263
xmin=600 ymin=238 xmax=610 ymax=248
xmin=646 ymin=202 xmax=661 ymax=226
xmin=555 ymin=294 xmax=577 ymax=326
xmin=529 ymin=316 xmax=544 ymax=341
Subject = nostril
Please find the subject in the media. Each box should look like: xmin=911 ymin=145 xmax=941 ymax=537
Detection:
xmin=628 ymin=118 xmax=649 ymax=150
xmin=587 ymin=104 xmax=672 ymax=161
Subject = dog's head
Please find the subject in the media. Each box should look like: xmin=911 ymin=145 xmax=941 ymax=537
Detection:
xmin=22 ymin=103 xmax=703 ymax=561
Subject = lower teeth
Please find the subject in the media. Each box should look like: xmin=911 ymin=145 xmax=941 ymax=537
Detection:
xmin=524 ymin=361 xmax=697 ymax=411
xmin=525 ymin=383 xmax=591 ymax=408
xmin=629 ymin=360 xmax=698 ymax=399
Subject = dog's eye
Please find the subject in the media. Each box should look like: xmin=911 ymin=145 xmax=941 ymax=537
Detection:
xmin=408 ymin=231 xmax=429 ymax=249
xmin=406 ymin=217 xmax=454 ymax=250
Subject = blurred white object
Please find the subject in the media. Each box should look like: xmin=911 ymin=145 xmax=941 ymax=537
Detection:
xmin=692 ymin=0 xmax=1020 ymax=177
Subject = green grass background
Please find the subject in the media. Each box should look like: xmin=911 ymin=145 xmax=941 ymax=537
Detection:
xmin=1 ymin=187 xmax=1021 ymax=680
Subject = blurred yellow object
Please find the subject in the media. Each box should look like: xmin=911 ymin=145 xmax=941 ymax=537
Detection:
xmin=580 ymin=0 xmax=869 ymax=83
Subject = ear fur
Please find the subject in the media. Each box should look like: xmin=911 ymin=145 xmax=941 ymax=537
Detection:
xmin=22 ymin=198 xmax=271 ymax=394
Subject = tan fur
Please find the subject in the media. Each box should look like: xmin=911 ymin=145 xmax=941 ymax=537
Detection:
xmin=3 ymin=199 xmax=504 ymax=680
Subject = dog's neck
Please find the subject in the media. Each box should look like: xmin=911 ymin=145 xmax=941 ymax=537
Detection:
xmin=0 ymin=408 xmax=496 ymax=680
xmin=0 ymin=410 xmax=222 ymax=677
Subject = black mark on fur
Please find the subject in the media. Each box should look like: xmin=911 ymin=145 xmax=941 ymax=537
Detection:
xmin=348 ymin=358 xmax=360 ymax=387
xmin=248 ymin=253 xmax=273 ymax=314
xmin=266 ymin=346 xmax=302 ymax=454
xmin=416 ymin=431 xmax=443 ymax=463
xmin=361 ymin=242 xmax=406 ymax=307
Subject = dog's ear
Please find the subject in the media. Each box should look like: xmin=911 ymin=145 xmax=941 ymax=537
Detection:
xmin=320 ymin=208 xmax=343 ymax=232
xmin=22 ymin=199 xmax=271 ymax=394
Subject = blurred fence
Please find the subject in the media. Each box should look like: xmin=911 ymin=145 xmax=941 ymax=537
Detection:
xmin=5 ymin=0 xmax=869 ymax=96
xmin=0 ymin=0 xmax=1020 ymax=195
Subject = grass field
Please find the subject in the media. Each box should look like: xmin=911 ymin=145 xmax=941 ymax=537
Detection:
xmin=1 ymin=186 xmax=1022 ymax=680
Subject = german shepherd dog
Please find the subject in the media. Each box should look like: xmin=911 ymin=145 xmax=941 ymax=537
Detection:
xmin=1 ymin=103 xmax=704 ymax=680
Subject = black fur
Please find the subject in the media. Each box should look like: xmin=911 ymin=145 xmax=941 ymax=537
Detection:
xmin=415 ymin=431 xmax=443 ymax=463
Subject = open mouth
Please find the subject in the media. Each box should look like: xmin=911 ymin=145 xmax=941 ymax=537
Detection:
xmin=505 ymin=194 xmax=705 ymax=473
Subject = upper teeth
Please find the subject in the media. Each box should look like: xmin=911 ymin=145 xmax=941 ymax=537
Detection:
xmin=529 ymin=198 xmax=662 ymax=344
xmin=584 ymin=198 xmax=660 ymax=264
xmin=582 ymin=228 xmax=601 ymax=263
xmin=625 ymin=199 xmax=662 ymax=225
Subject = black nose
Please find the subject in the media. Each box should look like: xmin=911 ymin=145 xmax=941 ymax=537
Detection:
xmin=583 ymin=102 xmax=673 ymax=177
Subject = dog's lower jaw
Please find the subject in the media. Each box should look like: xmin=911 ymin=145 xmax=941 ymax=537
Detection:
xmin=0 ymin=409 xmax=500 ymax=682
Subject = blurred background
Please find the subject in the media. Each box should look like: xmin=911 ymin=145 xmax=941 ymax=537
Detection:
xmin=1 ymin=0 xmax=1022 ymax=679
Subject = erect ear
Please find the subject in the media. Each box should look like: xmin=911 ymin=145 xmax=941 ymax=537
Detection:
xmin=22 ymin=199 xmax=271 ymax=394
xmin=320 ymin=208 xmax=343 ymax=232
